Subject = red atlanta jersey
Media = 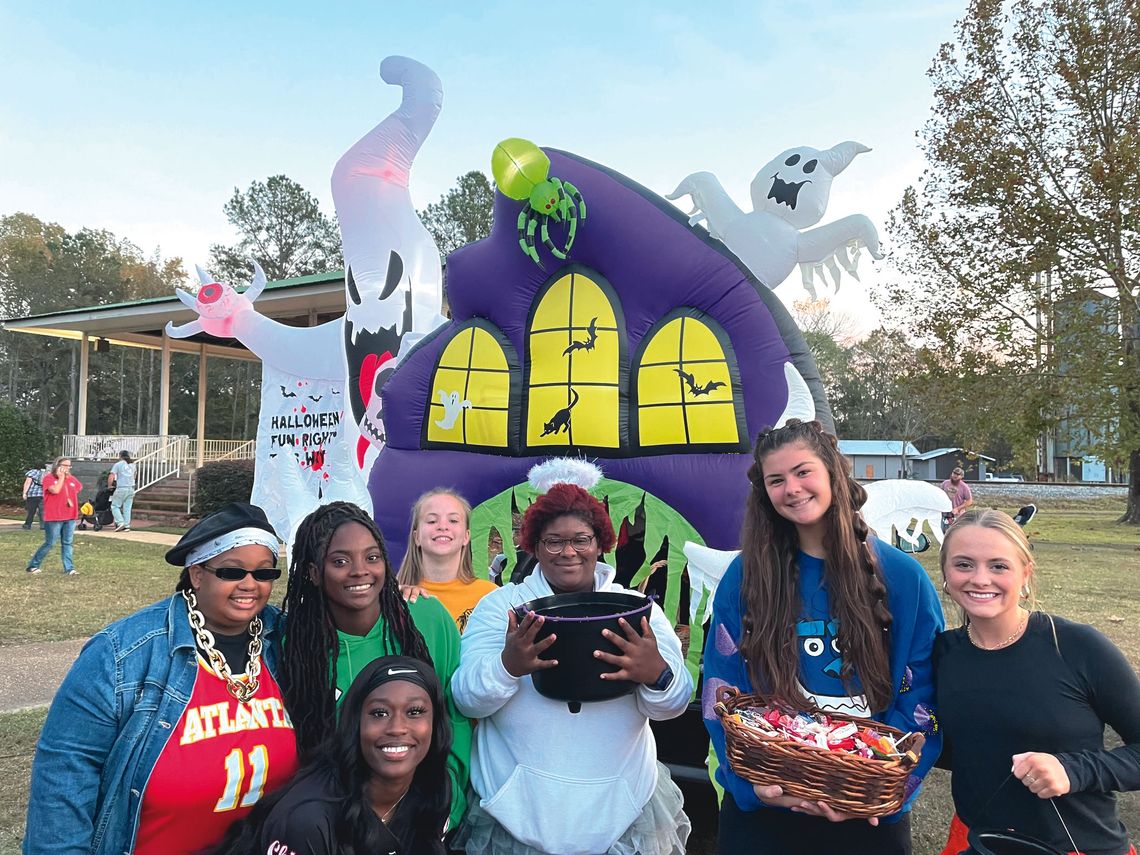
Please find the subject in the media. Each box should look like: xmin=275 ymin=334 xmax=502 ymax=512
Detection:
xmin=133 ymin=657 xmax=299 ymax=855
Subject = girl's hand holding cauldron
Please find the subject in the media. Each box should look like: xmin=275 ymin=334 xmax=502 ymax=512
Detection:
xmin=1012 ymin=752 xmax=1071 ymax=799
xmin=502 ymin=609 xmax=559 ymax=678
xmin=595 ymin=617 xmax=668 ymax=685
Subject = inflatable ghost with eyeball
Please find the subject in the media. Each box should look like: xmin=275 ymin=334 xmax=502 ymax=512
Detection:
xmin=165 ymin=56 xmax=447 ymax=540
xmin=668 ymin=142 xmax=882 ymax=299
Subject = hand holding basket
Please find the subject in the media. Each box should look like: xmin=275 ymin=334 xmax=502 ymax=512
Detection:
xmin=714 ymin=686 xmax=925 ymax=819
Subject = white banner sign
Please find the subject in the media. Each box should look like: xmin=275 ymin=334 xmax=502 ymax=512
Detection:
xmin=251 ymin=365 xmax=371 ymax=542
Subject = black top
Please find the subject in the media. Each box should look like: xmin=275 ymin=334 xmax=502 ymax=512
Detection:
xmin=256 ymin=769 xmax=445 ymax=855
xmin=202 ymin=630 xmax=253 ymax=673
xmin=934 ymin=612 xmax=1140 ymax=855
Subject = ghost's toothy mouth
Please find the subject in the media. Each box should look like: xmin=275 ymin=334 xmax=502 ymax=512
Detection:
xmin=768 ymin=174 xmax=810 ymax=209
xmin=796 ymin=680 xmax=869 ymax=716
xmin=360 ymin=415 xmax=386 ymax=443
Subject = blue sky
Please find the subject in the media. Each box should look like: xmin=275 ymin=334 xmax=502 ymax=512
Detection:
xmin=0 ymin=1 xmax=965 ymax=328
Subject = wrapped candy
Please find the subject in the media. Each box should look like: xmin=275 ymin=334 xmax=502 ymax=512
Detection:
xmin=730 ymin=702 xmax=912 ymax=761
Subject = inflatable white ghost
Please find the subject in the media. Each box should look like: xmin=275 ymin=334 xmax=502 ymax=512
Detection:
xmin=166 ymin=55 xmax=447 ymax=537
xmin=861 ymin=479 xmax=953 ymax=548
xmin=667 ymin=142 xmax=882 ymax=299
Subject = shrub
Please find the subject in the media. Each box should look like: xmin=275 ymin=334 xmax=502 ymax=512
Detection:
xmin=0 ymin=403 xmax=52 ymax=501
xmin=192 ymin=459 xmax=256 ymax=516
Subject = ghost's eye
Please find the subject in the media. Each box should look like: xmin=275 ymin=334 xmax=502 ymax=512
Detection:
xmin=803 ymin=638 xmax=824 ymax=657
xmin=785 ymin=154 xmax=801 ymax=167
xmin=831 ymin=637 xmax=841 ymax=654
xmin=804 ymin=159 xmax=818 ymax=174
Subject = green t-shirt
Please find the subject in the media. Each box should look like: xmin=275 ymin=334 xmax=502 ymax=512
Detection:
xmin=334 ymin=596 xmax=471 ymax=831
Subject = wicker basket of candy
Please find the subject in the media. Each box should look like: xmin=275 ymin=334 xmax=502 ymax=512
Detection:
xmin=713 ymin=687 xmax=925 ymax=818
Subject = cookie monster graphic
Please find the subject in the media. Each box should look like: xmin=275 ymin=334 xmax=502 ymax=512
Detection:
xmin=796 ymin=613 xmax=870 ymax=715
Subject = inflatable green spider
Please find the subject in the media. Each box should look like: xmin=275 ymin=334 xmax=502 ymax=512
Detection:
xmin=492 ymin=137 xmax=587 ymax=266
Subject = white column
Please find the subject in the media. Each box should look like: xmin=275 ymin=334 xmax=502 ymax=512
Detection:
xmin=159 ymin=333 xmax=171 ymax=437
xmin=77 ymin=333 xmax=90 ymax=435
xmin=196 ymin=345 xmax=208 ymax=468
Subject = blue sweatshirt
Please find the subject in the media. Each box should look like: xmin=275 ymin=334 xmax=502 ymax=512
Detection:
xmin=702 ymin=539 xmax=944 ymax=816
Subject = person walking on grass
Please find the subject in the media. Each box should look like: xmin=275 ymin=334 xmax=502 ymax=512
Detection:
xmin=21 ymin=461 xmax=47 ymax=530
xmin=108 ymin=449 xmax=136 ymax=532
xmin=26 ymin=457 xmax=82 ymax=576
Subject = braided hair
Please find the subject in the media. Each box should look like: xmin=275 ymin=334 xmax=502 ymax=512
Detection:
xmin=281 ymin=501 xmax=434 ymax=758
xmin=738 ymin=419 xmax=893 ymax=712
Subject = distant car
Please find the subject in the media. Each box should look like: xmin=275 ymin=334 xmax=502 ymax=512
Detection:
xmin=984 ymin=473 xmax=1024 ymax=482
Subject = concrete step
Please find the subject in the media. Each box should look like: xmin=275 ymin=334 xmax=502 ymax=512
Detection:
xmin=130 ymin=507 xmax=192 ymax=526
xmin=133 ymin=498 xmax=190 ymax=513
xmin=140 ymin=484 xmax=192 ymax=501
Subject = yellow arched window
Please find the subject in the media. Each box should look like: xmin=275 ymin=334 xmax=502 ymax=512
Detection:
xmin=425 ymin=322 xmax=518 ymax=450
xmin=633 ymin=310 xmax=744 ymax=450
xmin=525 ymin=266 xmax=624 ymax=452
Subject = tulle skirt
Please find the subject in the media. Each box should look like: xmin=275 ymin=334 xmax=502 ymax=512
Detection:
xmin=454 ymin=762 xmax=690 ymax=855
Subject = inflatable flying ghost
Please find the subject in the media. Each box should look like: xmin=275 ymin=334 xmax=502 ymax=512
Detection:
xmin=668 ymin=141 xmax=883 ymax=298
xmin=165 ymin=56 xmax=448 ymax=540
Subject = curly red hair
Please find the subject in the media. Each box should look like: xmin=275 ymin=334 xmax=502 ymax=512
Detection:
xmin=520 ymin=483 xmax=616 ymax=553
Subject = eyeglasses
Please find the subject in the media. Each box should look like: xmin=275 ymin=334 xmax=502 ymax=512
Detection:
xmin=202 ymin=565 xmax=282 ymax=582
xmin=539 ymin=534 xmax=596 ymax=554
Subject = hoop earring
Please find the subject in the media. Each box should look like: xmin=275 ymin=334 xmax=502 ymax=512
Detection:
xmin=1021 ymin=584 xmax=1030 ymax=599
xmin=942 ymin=581 xmax=949 ymax=595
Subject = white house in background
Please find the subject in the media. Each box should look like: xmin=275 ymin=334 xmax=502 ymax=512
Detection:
xmin=908 ymin=447 xmax=994 ymax=481
xmin=839 ymin=440 xmax=922 ymax=480
xmin=839 ymin=441 xmax=996 ymax=481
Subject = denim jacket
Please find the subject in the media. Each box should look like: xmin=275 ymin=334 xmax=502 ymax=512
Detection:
xmin=23 ymin=594 xmax=283 ymax=855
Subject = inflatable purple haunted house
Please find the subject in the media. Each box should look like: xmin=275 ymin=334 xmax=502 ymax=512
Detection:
xmin=369 ymin=148 xmax=831 ymax=597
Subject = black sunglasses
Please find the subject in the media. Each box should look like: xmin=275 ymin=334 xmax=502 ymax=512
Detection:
xmin=201 ymin=565 xmax=282 ymax=582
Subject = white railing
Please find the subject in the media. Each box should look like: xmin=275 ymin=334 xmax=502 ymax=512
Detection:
xmin=215 ymin=439 xmax=256 ymax=461
xmin=63 ymin=434 xmax=189 ymax=461
xmin=134 ymin=436 xmax=189 ymax=492
xmin=186 ymin=439 xmax=257 ymax=464
xmin=63 ymin=435 xmax=256 ymax=467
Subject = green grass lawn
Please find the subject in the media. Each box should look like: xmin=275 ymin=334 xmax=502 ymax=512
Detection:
xmin=1 ymin=529 xmax=180 ymax=645
xmin=0 ymin=710 xmax=43 ymax=855
xmin=0 ymin=527 xmax=284 ymax=645
xmin=1 ymin=498 xmax=1137 ymax=854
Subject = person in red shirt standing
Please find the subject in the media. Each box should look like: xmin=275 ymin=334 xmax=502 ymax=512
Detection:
xmin=26 ymin=456 xmax=82 ymax=575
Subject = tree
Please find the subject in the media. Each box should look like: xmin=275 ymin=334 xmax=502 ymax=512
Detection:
xmin=0 ymin=213 xmax=186 ymax=437
xmin=791 ymin=299 xmax=857 ymax=427
xmin=885 ymin=0 xmax=1140 ymax=522
xmin=419 ymin=171 xmax=494 ymax=258
xmin=208 ymin=175 xmax=342 ymax=286
xmin=839 ymin=330 xmax=937 ymax=453
xmin=0 ymin=400 xmax=51 ymax=498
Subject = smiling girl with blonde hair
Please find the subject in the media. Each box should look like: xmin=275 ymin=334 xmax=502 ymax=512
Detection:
xmin=397 ymin=488 xmax=496 ymax=633
xmin=935 ymin=508 xmax=1140 ymax=855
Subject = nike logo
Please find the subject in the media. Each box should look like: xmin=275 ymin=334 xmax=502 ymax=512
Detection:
xmin=387 ymin=667 xmax=418 ymax=676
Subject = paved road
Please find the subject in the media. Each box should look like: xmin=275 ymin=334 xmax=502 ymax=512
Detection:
xmin=0 ymin=521 xmax=181 ymax=713
xmin=0 ymin=639 xmax=88 ymax=713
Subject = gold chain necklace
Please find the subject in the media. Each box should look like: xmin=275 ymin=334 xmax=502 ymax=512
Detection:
xmin=966 ymin=611 xmax=1027 ymax=651
xmin=181 ymin=588 xmax=263 ymax=703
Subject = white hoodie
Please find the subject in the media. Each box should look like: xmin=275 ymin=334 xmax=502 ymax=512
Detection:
xmin=451 ymin=564 xmax=693 ymax=855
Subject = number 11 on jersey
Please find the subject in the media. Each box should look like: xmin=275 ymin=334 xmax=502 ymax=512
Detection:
xmin=215 ymin=744 xmax=268 ymax=811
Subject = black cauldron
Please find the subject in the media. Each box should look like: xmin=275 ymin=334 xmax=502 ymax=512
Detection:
xmin=966 ymin=828 xmax=1066 ymax=855
xmin=516 ymin=591 xmax=653 ymax=709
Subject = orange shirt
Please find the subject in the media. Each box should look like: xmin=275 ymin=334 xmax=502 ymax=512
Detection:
xmin=420 ymin=577 xmax=497 ymax=633
xmin=134 ymin=658 xmax=298 ymax=855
